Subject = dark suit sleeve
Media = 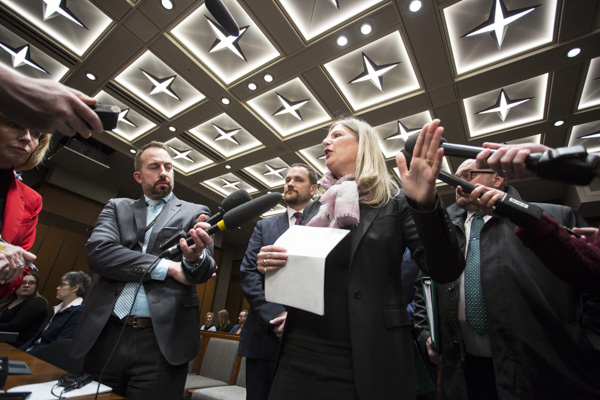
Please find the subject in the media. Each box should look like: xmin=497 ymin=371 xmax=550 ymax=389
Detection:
xmin=240 ymin=219 xmax=286 ymax=326
xmin=181 ymin=204 xmax=217 ymax=284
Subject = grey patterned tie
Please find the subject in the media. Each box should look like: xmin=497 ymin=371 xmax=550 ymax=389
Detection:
xmin=465 ymin=211 xmax=488 ymax=335
xmin=113 ymin=199 xmax=163 ymax=318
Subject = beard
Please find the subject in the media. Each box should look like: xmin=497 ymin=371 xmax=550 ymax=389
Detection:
xmin=284 ymin=189 xmax=311 ymax=206
xmin=456 ymin=194 xmax=479 ymax=212
xmin=149 ymin=179 xmax=173 ymax=198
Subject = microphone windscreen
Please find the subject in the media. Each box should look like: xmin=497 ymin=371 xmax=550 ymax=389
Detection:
xmin=222 ymin=192 xmax=282 ymax=229
xmin=403 ymin=132 xmax=447 ymax=156
xmin=205 ymin=0 xmax=240 ymax=37
xmin=221 ymin=189 xmax=252 ymax=212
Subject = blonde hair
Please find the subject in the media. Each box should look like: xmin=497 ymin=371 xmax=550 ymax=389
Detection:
xmin=0 ymin=113 xmax=52 ymax=172
xmin=328 ymin=117 xmax=398 ymax=206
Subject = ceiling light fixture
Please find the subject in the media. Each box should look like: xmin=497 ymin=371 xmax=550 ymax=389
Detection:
xmin=247 ymin=82 xmax=257 ymax=90
xmin=225 ymin=164 xmax=231 ymax=169
xmin=360 ymin=23 xmax=372 ymax=35
xmin=264 ymin=73 xmax=274 ymax=83
xmin=85 ymin=72 xmax=96 ymax=81
xmin=161 ymin=0 xmax=174 ymax=10
xmin=221 ymin=97 xmax=231 ymax=105
xmin=337 ymin=35 xmax=348 ymax=47
xmin=168 ymin=126 xmax=176 ymax=132
xmin=567 ymin=47 xmax=581 ymax=58
xmin=554 ymin=120 xmax=565 ymax=127
xmin=408 ymin=0 xmax=423 ymax=13
xmin=129 ymin=149 xmax=137 ymax=154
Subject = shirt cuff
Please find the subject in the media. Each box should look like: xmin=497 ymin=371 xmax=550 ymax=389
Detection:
xmin=151 ymin=258 xmax=170 ymax=280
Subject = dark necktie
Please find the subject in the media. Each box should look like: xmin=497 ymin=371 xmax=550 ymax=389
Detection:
xmin=465 ymin=211 xmax=488 ymax=335
xmin=293 ymin=212 xmax=302 ymax=225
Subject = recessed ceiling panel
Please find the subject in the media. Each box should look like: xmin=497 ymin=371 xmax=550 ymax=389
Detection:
xmin=164 ymin=137 xmax=213 ymax=175
xmin=324 ymin=31 xmax=420 ymax=111
xmin=95 ymin=91 xmax=156 ymax=142
xmin=170 ymin=0 xmax=280 ymax=85
xmin=114 ymin=50 xmax=205 ymax=119
xmin=1 ymin=0 xmax=112 ymax=57
xmin=569 ymin=121 xmax=600 ymax=154
xmin=463 ymin=74 xmax=548 ymax=138
xmin=244 ymin=157 xmax=290 ymax=189
xmin=373 ymin=111 xmax=432 ymax=159
xmin=0 ymin=25 xmax=68 ymax=80
xmin=444 ymin=0 xmax=557 ymax=75
xmin=246 ymin=77 xmax=331 ymax=137
xmin=578 ymin=56 xmax=600 ymax=111
xmin=278 ymin=0 xmax=385 ymax=41
xmin=203 ymin=173 xmax=259 ymax=197
xmin=299 ymin=143 xmax=327 ymax=177
xmin=189 ymin=113 xmax=262 ymax=158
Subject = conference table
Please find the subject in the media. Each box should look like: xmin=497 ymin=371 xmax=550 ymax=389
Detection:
xmin=1 ymin=343 xmax=123 ymax=399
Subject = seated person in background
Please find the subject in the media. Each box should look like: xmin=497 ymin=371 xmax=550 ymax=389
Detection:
xmin=200 ymin=311 xmax=216 ymax=331
xmin=229 ymin=309 xmax=248 ymax=334
xmin=217 ymin=309 xmax=233 ymax=333
xmin=0 ymin=113 xmax=52 ymax=299
xmin=0 ymin=271 xmax=47 ymax=346
xmin=21 ymin=271 xmax=91 ymax=356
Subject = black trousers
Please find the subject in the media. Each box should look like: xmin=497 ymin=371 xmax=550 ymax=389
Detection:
xmin=246 ymin=358 xmax=276 ymax=400
xmin=465 ymin=353 xmax=499 ymax=400
xmin=83 ymin=319 xmax=188 ymax=400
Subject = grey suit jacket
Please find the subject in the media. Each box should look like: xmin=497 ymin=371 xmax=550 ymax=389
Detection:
xmin=72 ymin=194 xmax=216 ymax=365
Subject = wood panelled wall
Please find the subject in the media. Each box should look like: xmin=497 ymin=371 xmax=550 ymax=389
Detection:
xmin=31 ymin=183 xmax=221 ymax=316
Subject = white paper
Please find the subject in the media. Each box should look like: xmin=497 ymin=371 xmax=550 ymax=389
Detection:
xmin=265 ymin=225 xmax=350 ymax=315
xmin=8 ymin=380 xmax=112 ymax=399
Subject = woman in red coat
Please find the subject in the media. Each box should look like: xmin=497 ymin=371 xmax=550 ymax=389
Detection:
xmin=0 ymin=113 xmax=51 ymax=299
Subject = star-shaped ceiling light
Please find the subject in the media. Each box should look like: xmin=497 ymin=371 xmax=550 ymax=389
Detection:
xmin=279 ymin=0 xmax=384 ymax=41
xmin=244 ymin=158 xmax=290 ymax=189
xmin=444 ymin=0 xmax=556 ymax=74
xmin=139 ymin=68 xmax=182 ymax=101
xmin=569 ymin=121 xmax=600 ymax=153
xmin=462 ymin=0 xmax=538 ymax=48
xmin=324 ymin=31 xmax=419 ymax=111
xmin=170 ymin=2 xmax=279 ymax=85
xmin=262 ymin=163 xmax=287 ymax=179
xmin=203 ymin=174 xmax=259 ymax=198
xmin=374 ymin=112 xmax=432 ymax=159
xmin=247 ymin=78 xmax=330 ymax=137
xmin=189 ymin=114 xmax=262 ymax=158
xmin=2 ymin=0 xmax=111 ymax=56
xmin=206 ymin=17 xmax=249 ymax=61
xmin=272 ymin=93 xmax=310 ymax=121
xmin=299 ymin=144 xmax=328 ymax=176
xmin=464 ymin=74 xmax=548 ymax=137
xmin=349 ymin=52 xmax=400 ymax=91
xmin=114 ymin=51 xmax=205 ymax=118
xmin=42 ymin=0 xmax=87 ymax=29
xmin=163 ymin=138 xmax=211 ymax=174
xmin=476 ymin=89 xmax=532 ymax=121
xmin=118 ymin=109 xmax=137 ymax=128
xmin=214 ymin=124 xmax=241 ymax=145
xmin=0 ymin=43 xmax=48 ymax=73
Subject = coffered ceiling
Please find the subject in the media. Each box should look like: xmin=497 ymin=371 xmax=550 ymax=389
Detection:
xmin=1 ymin=0 xmax=599 ymax=244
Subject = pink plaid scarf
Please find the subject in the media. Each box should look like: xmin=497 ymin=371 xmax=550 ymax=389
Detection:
xmin=307 ymin=172 xmax=367 ymax=228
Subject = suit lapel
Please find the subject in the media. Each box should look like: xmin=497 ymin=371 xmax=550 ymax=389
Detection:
xmin=147 ymin=195 xmax=182 ymax=253
xmin=349 ymin=205 xmax=382 ymax=269
xmin=275 ymin=212 xmax=290 ymax=236
xmin=132 ymin=197 xmax=147 ymax=249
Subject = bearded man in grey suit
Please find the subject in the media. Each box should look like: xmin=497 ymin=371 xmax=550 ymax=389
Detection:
xmin=239 ymin=163 xmax=318 ymax=400
xmin=72 ymin=141 xmax=216 ymax=400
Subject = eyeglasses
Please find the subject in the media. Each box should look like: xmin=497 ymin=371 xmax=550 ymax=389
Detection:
xmin=459 ymin=170 xmax=495 ymax=181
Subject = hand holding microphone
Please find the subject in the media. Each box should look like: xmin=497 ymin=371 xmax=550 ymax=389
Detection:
xmin=160 ymin=192 xmax=282 ymax=259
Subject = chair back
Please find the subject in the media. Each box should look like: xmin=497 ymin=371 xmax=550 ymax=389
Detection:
xmin=198 ymin=337 xmax=239 ymax=383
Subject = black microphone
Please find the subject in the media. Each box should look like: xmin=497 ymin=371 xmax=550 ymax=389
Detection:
xmin=206 ymin=189 xmax=252 ymax=226
xmin=206 ymin=0 xmax=240 ymax=36
xmin=404 ymin=133 xmax=599 ymax=185
xmin=401 ymin=143 xmax=543 ymax=227
xmin=159 ymin=192 xmax=282 ymax=258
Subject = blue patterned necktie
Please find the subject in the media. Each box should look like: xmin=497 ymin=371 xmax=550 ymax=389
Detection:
xmin=465 ymin=211 xmax=488 ymax=335
xmin=113 ymin=199 xmax=163 ymax=318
